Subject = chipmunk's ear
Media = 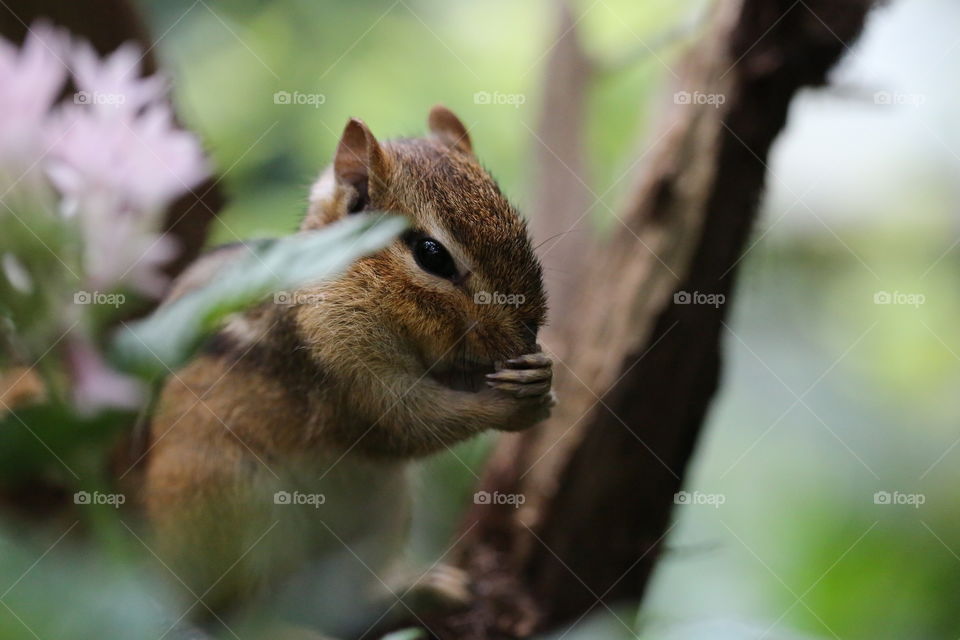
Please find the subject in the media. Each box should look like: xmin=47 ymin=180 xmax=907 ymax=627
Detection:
xmin=428 ymin=105 xmax=472 ymax=154
xmin=303 ymin=118 xmax=388 ymax=229
xmin=334 ymin=117 xmax=388 ymax=213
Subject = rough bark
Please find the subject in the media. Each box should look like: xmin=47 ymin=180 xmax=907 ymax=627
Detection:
xmin=425 ymin=0 xmax=877 ymax=637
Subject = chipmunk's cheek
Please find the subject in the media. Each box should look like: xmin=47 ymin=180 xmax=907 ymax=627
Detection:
xmin=430 ymin=364 xmax=494 ymax=393
xmin=464 ymin=317 xmax=514 ymax=360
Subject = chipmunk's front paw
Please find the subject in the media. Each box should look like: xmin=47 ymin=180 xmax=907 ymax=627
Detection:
xmin=485 ymin=351 xmax=555 ymax=430
xmin=486 ymin=352 xmax=552 ymax=398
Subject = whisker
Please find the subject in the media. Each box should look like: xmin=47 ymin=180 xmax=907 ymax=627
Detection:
xmin=533 ymin=228 xmax=590 ymax=252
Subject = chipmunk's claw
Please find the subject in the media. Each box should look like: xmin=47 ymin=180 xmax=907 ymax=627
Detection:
xmin=487 ymin=351 xmax=554 ymax=402
xmin=505 ymin=352 xmax=552 ymax=369
xmin=486 ymin=380 xmax=551 ymax=398
xmin=486 ymin=367 xmax=551 ymax=385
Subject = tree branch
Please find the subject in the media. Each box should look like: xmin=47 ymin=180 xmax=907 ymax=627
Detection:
xmin=424 ymin=0 xmax=877 ymax=637
xmin=529 ymin=0 xmax=594 ymax=335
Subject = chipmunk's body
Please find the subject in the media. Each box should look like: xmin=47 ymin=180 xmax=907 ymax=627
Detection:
xmin=142 ymin=107 xmax=552 ymax=632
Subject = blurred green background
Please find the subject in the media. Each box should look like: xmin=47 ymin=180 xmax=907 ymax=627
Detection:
xmin=134 ymin=0 xmax=960 ymax=637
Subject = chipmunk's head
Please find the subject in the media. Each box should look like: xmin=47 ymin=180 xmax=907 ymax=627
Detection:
xmin=301 ymin=106 xmax=545 ymax=384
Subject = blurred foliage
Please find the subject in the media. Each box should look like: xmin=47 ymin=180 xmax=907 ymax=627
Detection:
xmin=0 ymin=209 xmax=403 ymax=638
xmin=0 ymin=530 xmax=174 ymax=640
xmin=146 ymin=0 xmax=704 ymax=242
xmin=115 ymin=212 xmax=405 ymax=376
xmin=1 ymin=0 xmax=959 ymax=638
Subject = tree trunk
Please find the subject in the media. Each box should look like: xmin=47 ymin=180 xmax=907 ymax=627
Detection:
xmin=424 ymin=0 xmax=876 ymax=637
xmin=529 ymin=1 xmax=593 ymax=334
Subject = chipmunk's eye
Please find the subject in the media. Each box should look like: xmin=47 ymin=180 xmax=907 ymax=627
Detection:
xmin=413 ymin=237 xmax=458 ymax=280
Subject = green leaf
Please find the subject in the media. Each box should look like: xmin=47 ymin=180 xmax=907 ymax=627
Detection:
xmin=112 ymin=212 xmax=406 ymax=377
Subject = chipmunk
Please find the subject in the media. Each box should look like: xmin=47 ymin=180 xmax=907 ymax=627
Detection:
xmin=142 ymin=106 xmax=552 ymax=635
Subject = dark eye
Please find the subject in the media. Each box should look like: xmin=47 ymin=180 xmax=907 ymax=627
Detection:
xmin=412 ymin=237 xmax=458 ymax=280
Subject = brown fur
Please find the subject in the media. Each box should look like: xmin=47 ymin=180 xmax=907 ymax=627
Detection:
xmin=141 ymin=106 xmax=551 ymax=627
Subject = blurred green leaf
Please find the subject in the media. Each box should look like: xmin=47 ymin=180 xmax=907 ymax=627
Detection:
xmin=112 ymin=212 xmax=406 ymax=376
xmin=0 ymin=528 xmax=174 ymax=640
xmin=0 ymin=402 xmax=130 ymax=484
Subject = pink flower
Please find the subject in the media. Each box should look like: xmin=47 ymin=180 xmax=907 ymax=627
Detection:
xmin=70 ymin=40 xmax=167 ymax=116
xmin=0 ymin=22 xmax=210 ymax=296
xmin=0 ymin=22 xmax=69 ymax=172
xmin=46 ymin=101 xmax=206 ymax=295
xmin=64 ymin=335 xmax=143 ymax=414
xmin=48 ymin=103 xmax=208 ymax=212
xmin=0 ymin=23 xmax=214 ymax=415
